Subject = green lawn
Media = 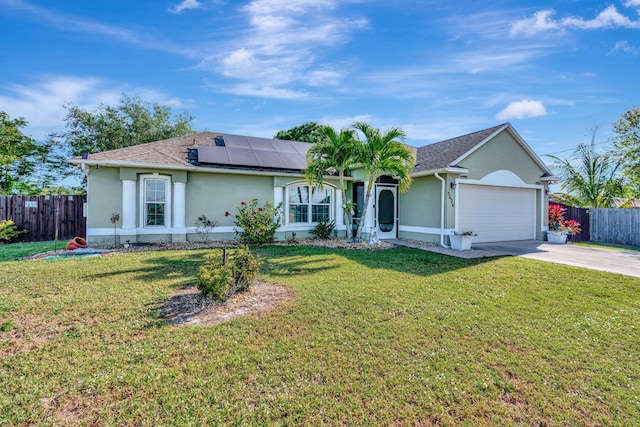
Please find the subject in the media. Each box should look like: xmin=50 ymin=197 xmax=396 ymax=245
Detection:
xmin=1 ymin=246 xmax=639 ymax=426
xmin=0 ymin=241 xmax=68 ymax=262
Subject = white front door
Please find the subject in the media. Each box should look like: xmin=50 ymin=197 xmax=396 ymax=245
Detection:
xmin=376 ymin=186 xmax=397 ymax=239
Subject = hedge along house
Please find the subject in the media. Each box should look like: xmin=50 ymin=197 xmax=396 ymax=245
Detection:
xmin=69 ymin=122 xmax=557 ymax=246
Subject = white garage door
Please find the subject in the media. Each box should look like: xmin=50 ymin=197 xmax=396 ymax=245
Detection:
xmin=458 ymin=184 xmax=536 ymax=243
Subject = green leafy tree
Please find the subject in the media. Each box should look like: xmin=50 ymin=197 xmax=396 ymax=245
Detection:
xmin=612 ymin=106 xmax=640 ymax=196
xmin=305 ymin=127 xmax=359 ymax=239
xmin=274 ymin=122 xmax=331 ymax=144
xmin=351 ymin=122 xmax=415 ymax=242
xmin=0 ymin=111 xmax=49 ymax=194
xmin=51 ymin=94 xmax=196 ymax=182
xmin=548 ymin=128 xmax=626 ymax=208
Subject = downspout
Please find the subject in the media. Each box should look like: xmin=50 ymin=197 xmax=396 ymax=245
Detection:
xmin=434 ymin=172 xmax=449 ymax=248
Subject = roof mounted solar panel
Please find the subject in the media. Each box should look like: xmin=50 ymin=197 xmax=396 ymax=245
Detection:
xmin=196 ymin=134 xmax=312 ymax=170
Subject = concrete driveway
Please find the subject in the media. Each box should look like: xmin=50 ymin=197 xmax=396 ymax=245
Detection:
xmin=473 ymin=240 xmax=640 ymax=278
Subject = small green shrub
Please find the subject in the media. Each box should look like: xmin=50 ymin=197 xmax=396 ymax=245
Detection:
xmin=0 ymin=219 xmax=27 ymax=244
xmin=310 ymin=219 xmax=335 ymax=240
xmin=197 ymin=247 xmax=261 ymax=301
xmin=231 ymin=246 xmax=261 ymax=293
xmin=234 ymin=199 xmax=282 ymax=245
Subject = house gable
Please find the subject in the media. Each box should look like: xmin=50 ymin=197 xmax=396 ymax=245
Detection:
xmin=454 ymin=126 xmax=547 ymax=184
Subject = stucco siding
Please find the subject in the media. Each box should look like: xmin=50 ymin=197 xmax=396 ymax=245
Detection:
xmin=459 ymin=131 xmax=545 ymax=183
xmin=185 ymin=172 xmax=274 ymax=228
xmin=399 ymin=176 xmax=443 ymax=229
xmin=87 ymin=167 xmax=122 ymax=229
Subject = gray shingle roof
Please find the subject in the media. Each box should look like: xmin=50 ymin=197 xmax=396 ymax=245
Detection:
xmin=73 ymin=124 xmax=524 ymax=176
xmin=412 ymin=124 xmax=506 ymax=174
xmin=72 ymin=132 xmax=312 ymax=171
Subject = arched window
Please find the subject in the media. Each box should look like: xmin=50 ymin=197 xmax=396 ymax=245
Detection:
xmin=286 ymin=184 xmax=332 ymax=225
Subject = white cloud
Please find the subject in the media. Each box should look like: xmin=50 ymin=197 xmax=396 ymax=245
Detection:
xmin=220 ymin=83 xmax=308 ymax=100
xmin=169 ymin=0 xmax=202 ymax=14
xmin=624 ymin=0 xmax=640 ymax=7
xmin=609 ymin=40 xmax=638 ymax=54
xmin=320 ymin=114 xmax=376 ymax=131
xmin=495 ymin=100 xmax=547 ymax=121
xmin=214 ymin=0 xmax=367 ymax=98
xmin=510 ymin=6 xmax=640 ymax=37
xmin=0 ymin=76 xmax=191 ymax=139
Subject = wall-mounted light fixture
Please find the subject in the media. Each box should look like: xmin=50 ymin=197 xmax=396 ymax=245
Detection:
xmin=450 ymin=182 xmax=457 ymax=189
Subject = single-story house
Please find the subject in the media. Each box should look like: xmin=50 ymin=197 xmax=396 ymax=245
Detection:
xmin=69 ymin=122 xmax=558 ymax=246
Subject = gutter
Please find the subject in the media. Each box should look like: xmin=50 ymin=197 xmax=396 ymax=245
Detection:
xmin=434 ymin=172 xmax=449 ymax=248
xmin=411 ymin=167 xmax=468 ymax=179
xmin=69 ymin=158 xmax=347 ymax=180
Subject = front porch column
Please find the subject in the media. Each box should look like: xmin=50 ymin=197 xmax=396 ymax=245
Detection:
xmin=122 ymin=179 xmax=136 ymax=229
xmin=172 ymin=181 xmax=186 ymax=242
xmin=121 ymin=179 xmax=137 ymax=243
xmin=274 ymin=186 xmax=284 ymax=227
xmin=335 ymin=190 xmax=345 ymax=230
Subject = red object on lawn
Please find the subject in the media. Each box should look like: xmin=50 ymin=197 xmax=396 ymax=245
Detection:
xmin=66 ymin=237 xmax=88 ymax=250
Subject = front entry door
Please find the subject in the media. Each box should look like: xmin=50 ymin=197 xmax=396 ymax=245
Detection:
xmin=376 ymin=186 xmax=397 ymax=239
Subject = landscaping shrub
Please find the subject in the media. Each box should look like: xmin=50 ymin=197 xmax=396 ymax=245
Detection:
xmin=310 ymin=218 xmax=335 ymax=239
xmin=195 ymin=214 xmax=219 ymax=243
xmin=0 ymin=219 xmax=26 ymax=244
xmin=234 ymin=199 xmax=282 ymax=245
xmin=197 ymin=247 xmax=261 ymax=301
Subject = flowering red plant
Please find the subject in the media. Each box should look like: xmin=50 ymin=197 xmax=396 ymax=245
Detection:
xmin=563 ymin=220 xmax=582 ymax=235
xmin=548 ymin=204 xmax=581 ymax=234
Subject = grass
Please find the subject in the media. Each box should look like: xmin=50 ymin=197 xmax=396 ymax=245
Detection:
xmin=1 ymin=246 xmax=639 ymax=426
xmin=0 ymin=241 xmax=68 ymax=262
xmin=575 ymin=241 xmax=640 ymax=252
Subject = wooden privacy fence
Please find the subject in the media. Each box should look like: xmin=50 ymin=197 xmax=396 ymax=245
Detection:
xmin=590 ymin=208 xmax=640 ymax=247
xmin=559 ymin=204 xmax=590 ymax=243
xmin=0 ymin=195 xmax=86 ymax=242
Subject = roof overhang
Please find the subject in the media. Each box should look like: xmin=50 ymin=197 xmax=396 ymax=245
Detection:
xmin=69 ymin=158 xmax=349 ymax=181
xmin=411 ymin=166 xmax=470 ymax=179
xmin=540 ymin=175 xmax=561 ymax=183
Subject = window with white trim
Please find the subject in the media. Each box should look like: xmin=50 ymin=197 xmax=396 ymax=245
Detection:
xmin=287 ymin=184 xmax=332 ymax=224
xmin=140 ymin=175 xmax=171 ymax=228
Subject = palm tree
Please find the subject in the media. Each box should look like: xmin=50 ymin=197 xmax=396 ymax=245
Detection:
xmin=305 ymin=127 xmax=359 ymax=239
xmin=351 ymin=122 xmax=415 ymax=242
xmin=547 ymin=129 xmax=626 ymax=208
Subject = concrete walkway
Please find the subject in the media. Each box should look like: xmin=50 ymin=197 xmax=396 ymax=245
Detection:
xmin=390 ymin=239 xmax=640 ymax=278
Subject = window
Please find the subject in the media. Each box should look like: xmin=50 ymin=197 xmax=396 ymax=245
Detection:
xmin=287 ymin=184 xmax=332 ymax=224
xmin=141 ymin=176 xmax=170 ymax=228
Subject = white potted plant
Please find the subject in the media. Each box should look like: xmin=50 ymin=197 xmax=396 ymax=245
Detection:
xmin=449 ymin=230 xmax=476 ymax=250
xmin=547 ymin=204 xmax=581 ymax=244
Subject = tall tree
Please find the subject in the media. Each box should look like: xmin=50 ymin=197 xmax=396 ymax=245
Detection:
xmin=548 ymin=128 xmax=626 ymax=207
xmin=351 ymin=122 xmax=415 ymax=242
xmin=56 ymin=94 xmax=195 ymax=155
xmin=612 ymin=106 xmax=640 ymax=196
xmin=0 ymin=111 xmax=48 ymax=194
xmin=51 ymin=94 xmax=196 ymax=183
xmin=305 ymin=127 xmax=359 ymax=239
xmin=275 ymin=122 xmax=331 ymax=144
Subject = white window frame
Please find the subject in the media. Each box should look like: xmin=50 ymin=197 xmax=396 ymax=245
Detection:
xmin=285 ymin=183 xmax=334 ymax=227
xmin=139 ymin=174 xmax=171 ymax=229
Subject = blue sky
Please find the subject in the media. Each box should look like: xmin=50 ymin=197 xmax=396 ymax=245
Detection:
xmin=1 ymin=0 xmax=639 ymax=162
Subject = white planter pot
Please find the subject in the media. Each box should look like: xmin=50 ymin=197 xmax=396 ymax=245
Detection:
xmin=547 ymin=231 xmax=567 ymax=244
xmin=450 ymin=234 xmax=473 ymax=250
